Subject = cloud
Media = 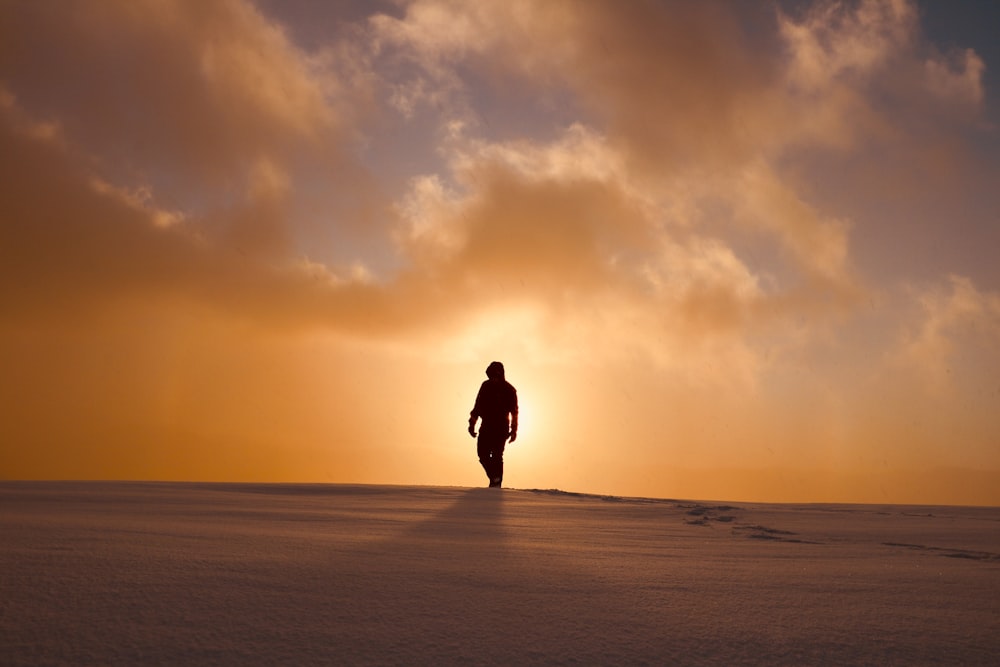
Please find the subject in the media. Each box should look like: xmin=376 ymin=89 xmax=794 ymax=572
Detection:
xmin=372 ymin=0 xmax=774 ymax=171
xmin=0 ymin=1 xmax=353 ymax=179
xmin=924 ymin=48 xmax=985 ymax=112
xmin=372 ymin=0 xmax=984 ymax=171
xmin=1 ymin=0 xmax=986 ymax=346
xmin=779 ymin=0 xmax=916 ymax=86
xmin=373 ymin=0 xmax=996 ymax=350
xmin=0 ymin=0 xmax=384 ymax=262
xmin=734 ymin=161 xmax=858 ymax=296
xmin=0 ymin=0 xmax=386 ymax=332
xmin=894 ymin=275 xmax=1000 ymax=393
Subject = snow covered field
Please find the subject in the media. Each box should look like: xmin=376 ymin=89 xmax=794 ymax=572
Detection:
xmin=2 ymin=482 xmax=998 ymax=665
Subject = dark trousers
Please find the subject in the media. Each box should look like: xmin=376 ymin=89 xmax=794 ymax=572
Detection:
xmin=477 ymin=429 xmax=507 ymax=483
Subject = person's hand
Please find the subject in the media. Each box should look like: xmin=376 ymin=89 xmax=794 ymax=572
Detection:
xmin=468 ymin=424 xmax=476 ymax=437
xmin=509 ymin=429 xmax=517 ymax=443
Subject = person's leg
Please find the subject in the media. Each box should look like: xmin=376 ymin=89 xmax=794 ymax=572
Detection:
xmin=490 ymin=441 xmax=507 ymax=487
xmin=476 ymin=436 xmax=492 ymax=483
xmin=478 ymin=430 xmax=506 ymax=486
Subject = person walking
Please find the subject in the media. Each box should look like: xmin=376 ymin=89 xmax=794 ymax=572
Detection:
xmin=468 ymin=361 xmax=518 ymax=488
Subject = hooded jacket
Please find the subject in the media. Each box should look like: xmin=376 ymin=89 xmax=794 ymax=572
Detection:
xmin=470 ymin=362 xmax=518 ymax=435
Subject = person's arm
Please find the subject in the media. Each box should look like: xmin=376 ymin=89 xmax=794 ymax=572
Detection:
xmin=469 ymin=384 xmax=484 ymax=437
xmin=508 ymin=387 xmax=519 ymax=442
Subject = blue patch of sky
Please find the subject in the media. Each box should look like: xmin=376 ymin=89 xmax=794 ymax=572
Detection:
xmin=917 ymin=0 xmax=1000 ymax=106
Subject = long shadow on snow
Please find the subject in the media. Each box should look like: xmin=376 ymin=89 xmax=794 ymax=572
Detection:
xmin=337 ymin=488 xmax=694 ymax=664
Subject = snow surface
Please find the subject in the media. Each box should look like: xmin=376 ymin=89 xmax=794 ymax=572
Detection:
xmin=2 ymin=482 xmax=998 ymax=665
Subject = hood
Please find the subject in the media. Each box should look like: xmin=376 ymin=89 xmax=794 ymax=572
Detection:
xmin=485 ymin=361 xmax=505 ymax=380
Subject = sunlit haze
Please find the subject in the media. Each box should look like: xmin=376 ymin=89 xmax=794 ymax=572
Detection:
xmin=2 ymin=0 xmax=998 ymax=504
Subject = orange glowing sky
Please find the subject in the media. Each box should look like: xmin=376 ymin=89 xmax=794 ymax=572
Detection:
xmin=2 ymin=0 xmax=999 ymax=504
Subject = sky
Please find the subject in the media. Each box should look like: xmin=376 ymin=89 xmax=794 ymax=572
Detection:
xmin=1 ymin=0 xmax=999 ymax=505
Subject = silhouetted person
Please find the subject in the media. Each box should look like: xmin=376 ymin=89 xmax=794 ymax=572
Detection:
xmin=468 ymin=361 xmax=518 ymax=488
